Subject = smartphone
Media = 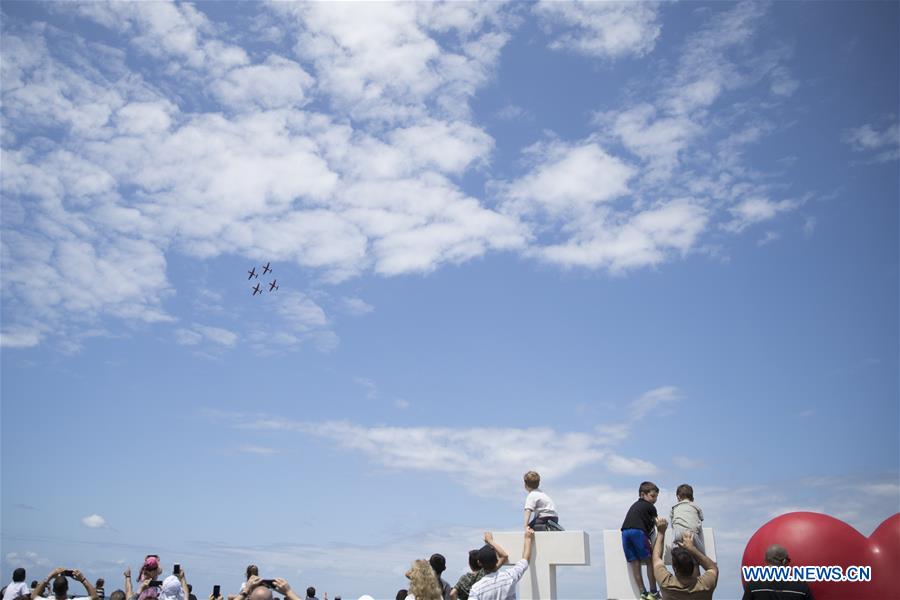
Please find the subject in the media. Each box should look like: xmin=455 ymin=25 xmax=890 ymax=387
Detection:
xmin=149 ymin=581 xmax=162 ymax=588
xmin=261 ymin=580 xmax=277 ymax=590
xmin=173 ymin=565 xmax=181 ymax=576
xmin=212 ymin=586 xmax=220 ymax=598
xmin=63 ymin=571 xmax=75 ymax=578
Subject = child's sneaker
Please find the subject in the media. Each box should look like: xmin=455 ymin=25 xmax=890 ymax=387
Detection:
xmin=639 ymin=593 xmax=654 ymax=600
xmin=651 ymin=591 xmax=662 ymax=600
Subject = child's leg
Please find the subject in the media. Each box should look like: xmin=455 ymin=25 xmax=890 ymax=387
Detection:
xmin=643 ymin=558 xmax=657 ymax=592
xmin=628 ymin=560 xmax=647 ymax=594
xmin=622 ymin=530 xmax=648 ymax=594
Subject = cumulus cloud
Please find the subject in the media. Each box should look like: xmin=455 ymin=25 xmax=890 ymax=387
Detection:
xmin=81 ymin=514 xmax=107 ymax=528
xmin=534 ymin=1 xmax=661 ymax=59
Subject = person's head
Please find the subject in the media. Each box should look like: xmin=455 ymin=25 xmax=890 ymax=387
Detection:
xmin=764 ymin=544 xmax=790 ymax=566
xmin=477 ymin=544 xmax=499 ymax=572
xmin=467 ymin=549 xmax=480 ymax=572
xmin=52 ymin=576 xmax=68 ymax=599
xmin=428 ymin=553 xmax=446 ymax=576
xmin=676 ymin=484 xmax=694 ymax=502
xmin=12 ymin=569 xmax=26 ymax=583
xmin=159 ymin=576 xmax=184 ymax=600
xmin=96 ymin=579 xmax=105 ymax=589
xmin=524 ymin=471 xmax=540 ymax=491
xmin=245 ymin=566 xmax=258 ymax=580
xmin=141 ymin=556 xmax=161 ymax=580
xmin=671 ymin=547 xmax=696 ymax=577
xmin=110 ymin=590 xmax=126 ymax=600
xmin=30 ymin=581 xmax=38 ymax=590
xmin=305 ymin=587 xmax=315 ymax=599
xmin=406 ymin=560 xmax=441 ymax=600
xmin=249 ymin=587 xmax=272 ymax=600
xmin=639 ymin=481 xmax=659 ymax=503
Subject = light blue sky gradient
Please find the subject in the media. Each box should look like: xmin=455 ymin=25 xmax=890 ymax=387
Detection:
xmin=2 ymin=2 xmax=897 ymax=599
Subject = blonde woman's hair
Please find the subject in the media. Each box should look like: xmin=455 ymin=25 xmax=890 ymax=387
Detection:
xmin=408 ymin=559 xmax=442 ymax=600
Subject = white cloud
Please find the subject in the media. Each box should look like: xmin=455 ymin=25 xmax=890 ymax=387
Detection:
xmin=342 ymin=297 xmax=374 ymax=316
xmin=844 ymin=122 xmax=900 ymax=162
xmin=211 ymin=55 xmax=314 ymax=111
xmin=81 ymin=514 xmax=107 ymax=528
xmin=724 ymin=197 xmax=800 ymax=233
xmin=0 ymin=328 xmax=43 ymax=348
xmin=672 ymin=456 xmax=705 ymax=470
xmin=236 ymin=445 xmax=279 ymax=456
xmin=534 ymin=1 xmax=661 ymax=59
xmin=606 ymin=454 xmax=658 ymax=475
xmin=535 ymin=199 xmax=709 ymax=271
xmin=175 ymin=324 xmax=238 ymax=348
xmin=354 ymin=377 xmax=378 ymax=400
xmin=4 ymin=551 xmax=51 ymax=570
xmin=272 ymin=2 xmax=511 ymax=123
xmin=630 ymin=386 xmax=682 ymax=420
xmin=500 ymin=141 xmax=636 ymax=218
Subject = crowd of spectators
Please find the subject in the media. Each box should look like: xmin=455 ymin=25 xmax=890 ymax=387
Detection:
xmin=0 ymin=473 xmax=813 ymax=599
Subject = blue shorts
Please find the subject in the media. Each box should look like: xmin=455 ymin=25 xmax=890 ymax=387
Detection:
xmin=621 ymin=528 xmax=652 ymax=562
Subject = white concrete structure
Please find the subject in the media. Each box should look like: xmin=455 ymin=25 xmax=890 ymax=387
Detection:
xmin=491 ymin=531 xmax=590 ymax=600
xmin=602 ymin=528 xmax=717 ymax=600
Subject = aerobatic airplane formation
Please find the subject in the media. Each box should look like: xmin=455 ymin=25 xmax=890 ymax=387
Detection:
xmin=248 ymin=262 xmax=278 ymax=296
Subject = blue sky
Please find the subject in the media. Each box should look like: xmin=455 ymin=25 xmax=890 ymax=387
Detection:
xmin=1 ymin=2 xmax=897 ymax=599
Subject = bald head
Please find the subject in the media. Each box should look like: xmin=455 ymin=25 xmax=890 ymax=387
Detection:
xmin=765 ymin=544 xmax=790 ymax=566
xmin=249 ymin=587 xmax=272 ymax=600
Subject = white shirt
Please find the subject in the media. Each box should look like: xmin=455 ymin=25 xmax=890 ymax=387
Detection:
xmin=3 ymin=582 xmax=29 ymax=600
xmin=469 ymin=559 xmax=529 ymax=600
xmin=524 ymin=489 xmax=557 ymax=519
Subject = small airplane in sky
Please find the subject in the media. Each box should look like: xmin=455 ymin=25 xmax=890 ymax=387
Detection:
xmin=247 ymin=267 xmax=258 ymax=280
xmin=252 ymin=283 xmax=262 ymax=296
xmin=262 ymin=262 xmax=272 ymax=275
xmin=268 ymin=280 xmax=279 ymax=292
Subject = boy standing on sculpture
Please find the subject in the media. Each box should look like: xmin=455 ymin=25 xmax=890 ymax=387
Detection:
xmin=621 ymin=481 xmax=661 ymax=600
xmin=522 ymin=471 xmax=562 ymax=531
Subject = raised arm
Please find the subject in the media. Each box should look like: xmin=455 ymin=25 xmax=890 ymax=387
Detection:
xmin=273 ymin=579 xmax=302 ymax=600
xmin=175 ymin=569 xmax=189 ymax=600
xmin=523 ymin=508 xmax=533 ymax=529
xmin=681 ymin=532 xmax=717 ymax=574
xmin=522 ymin=528 xmax=535 ymax=563
xmin=33 ymin=568 xmax=65 ymax=599
xmin=124 ymin=568 xmax=133 ymax=600
xmin=484 ymin=532 xmax=509 ymax=567
xmin=71 ymin=570 xmax=97 ymax=600
xmin=233 ymin=576 xmax=261 ymax=600
xmin=653 ymin=518 xmax=667 ymax=572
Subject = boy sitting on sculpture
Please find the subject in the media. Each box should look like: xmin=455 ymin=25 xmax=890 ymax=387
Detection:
xmin=523 ymin=471 xmax=563 ymax=531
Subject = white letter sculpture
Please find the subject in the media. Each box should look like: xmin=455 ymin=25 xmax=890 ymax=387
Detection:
xmin=491 ymin=531 xmax=590 ymax=600
xmin=602 ymin=528 xmax=717 ymax=600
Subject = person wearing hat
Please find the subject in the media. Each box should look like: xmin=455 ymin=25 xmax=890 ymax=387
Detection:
xmin=741 ymin=544 xmax=814 ymax=600
xmin=467 ymin=529 xmax=533 ymax=600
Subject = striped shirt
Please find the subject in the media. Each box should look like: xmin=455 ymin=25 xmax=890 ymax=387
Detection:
xmin=468 ymin=560 xmax=529 ymax=600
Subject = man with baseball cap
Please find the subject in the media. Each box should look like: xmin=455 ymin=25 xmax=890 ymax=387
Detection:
xmin=468 ymin=529 xmax=534 ymax=600
xmin=742 ymin=544 xmax=814 ymax=600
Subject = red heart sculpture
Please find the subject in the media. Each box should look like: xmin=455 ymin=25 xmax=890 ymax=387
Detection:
xmin=742 ymin=512 xmax=899 ymax=600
